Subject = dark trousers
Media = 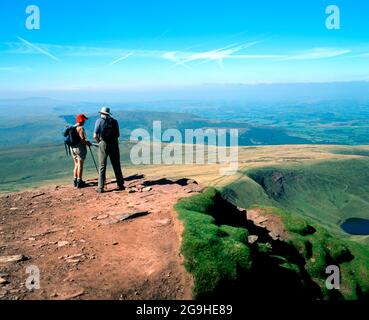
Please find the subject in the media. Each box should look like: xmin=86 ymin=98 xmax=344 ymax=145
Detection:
xmin=98 ymin=141 xmax=124 ymax=189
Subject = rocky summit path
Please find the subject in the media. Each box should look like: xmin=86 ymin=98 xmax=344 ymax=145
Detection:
xmin=0 ymin=175 xmax=202 ymax=300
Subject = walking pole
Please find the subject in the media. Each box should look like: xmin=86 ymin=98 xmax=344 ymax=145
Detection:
xmin=89 ymin=145 xmax=99 ymax=174
xmin=89 ymin=144 xmax=105 ymax=191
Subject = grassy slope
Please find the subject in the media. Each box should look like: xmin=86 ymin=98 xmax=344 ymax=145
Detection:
xmin=174 ymin=188 xmax=252 ymax=299
xmin=0 ymin=143 xmax=134 ymax=192
xmin=224 ymin=157 xmax=369 ymax=237
xmin=264 ymin=206 xmax=369 ymax=300
xmin=175 ymin=188 xmax=369 ymax=300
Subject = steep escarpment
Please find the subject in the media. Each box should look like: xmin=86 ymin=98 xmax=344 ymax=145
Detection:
xmin=225 ymin=158 xmax=369 ymax=235
xmin=176 ymin=188 xmax=369 ymax=300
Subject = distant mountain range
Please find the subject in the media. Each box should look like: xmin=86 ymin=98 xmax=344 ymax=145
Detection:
xmin=2 ymin=81 xmax=369 ymax=102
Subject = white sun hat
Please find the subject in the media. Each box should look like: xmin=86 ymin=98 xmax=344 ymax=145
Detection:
xmin=99 ymin=106 xmax=112 ymax=115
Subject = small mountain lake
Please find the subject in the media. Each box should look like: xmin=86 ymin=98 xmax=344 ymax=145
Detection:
xmin=341 ymin=218 xmax=369 ymax=235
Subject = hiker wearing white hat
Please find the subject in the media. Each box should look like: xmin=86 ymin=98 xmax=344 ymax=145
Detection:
xmin=94 ymin=107 xmax=124 ymax=193
xmin=99 ymin=106 xmax=112 ymax=116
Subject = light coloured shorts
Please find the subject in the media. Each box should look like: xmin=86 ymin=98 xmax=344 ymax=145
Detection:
xmin=71 ymin=143 xmax=87 ymax=161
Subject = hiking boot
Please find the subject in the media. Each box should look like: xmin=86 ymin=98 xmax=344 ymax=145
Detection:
xmin=96 ymin=188 xmax=104 ymax=194
xmin=76 ymin=180 xmax=87 ymax=188
xmin=73 ymin=179 xmax=77 ymax=187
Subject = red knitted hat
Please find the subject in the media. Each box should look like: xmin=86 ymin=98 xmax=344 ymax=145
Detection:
xmin=76 ymin=114 xmax=88 ymax=123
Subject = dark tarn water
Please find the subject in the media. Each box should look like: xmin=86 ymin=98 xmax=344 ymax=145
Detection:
xmin=341 ymin=218 xmax=369 ymax=235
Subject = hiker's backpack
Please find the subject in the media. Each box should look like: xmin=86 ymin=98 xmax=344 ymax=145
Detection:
xmin=100 ymin=117 xmax=119 ymax=143
xmin=63 ymin=125 xmax=81 ymax=148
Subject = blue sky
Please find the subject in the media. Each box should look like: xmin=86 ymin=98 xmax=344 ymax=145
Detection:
xmin=0 ymin=0 xmax=369 ymax=95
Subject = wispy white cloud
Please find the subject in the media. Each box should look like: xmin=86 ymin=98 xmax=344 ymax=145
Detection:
xmin=279 ymin=48 xmax=351 ymax=61
xmin=6 ymin=40 xmax=163 ymax=59
xmin=4 ymin=39 xmax=352 ymax=69
xmin=162 ymin=42 xmax=277 ymax=69
xmin=161 ymin=44 xmax=349 ymax=68
xmin=16 ymin=37 xmax=61 ymax=62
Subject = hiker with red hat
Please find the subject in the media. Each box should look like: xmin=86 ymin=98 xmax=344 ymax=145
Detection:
xmin=71 ymin=114 xmax=92 ymax=188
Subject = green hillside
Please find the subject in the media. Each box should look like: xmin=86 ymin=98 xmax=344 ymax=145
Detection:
xmin=0 ymin=109 xmax=313 ymax=147
xmin=223 ymin=157 xmax=369 ymax=236
xmin=0 ymin=143 xmax=134 ymax=193
xmin=175 ymin=188 xmax=369 ymax=300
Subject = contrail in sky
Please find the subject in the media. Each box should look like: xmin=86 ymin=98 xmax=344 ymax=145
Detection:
xmin=110 ymin=52 xmax=134 ymax=65
xmin=16 ymin=36 xmax=60 ymax=62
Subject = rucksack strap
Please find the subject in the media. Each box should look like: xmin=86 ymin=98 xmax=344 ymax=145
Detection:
xmin=64 ymin=142 xmax=71 ymax=157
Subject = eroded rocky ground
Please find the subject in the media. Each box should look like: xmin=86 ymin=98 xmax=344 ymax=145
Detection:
xmin=0 ymin=174 xmax=202 ymax=300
